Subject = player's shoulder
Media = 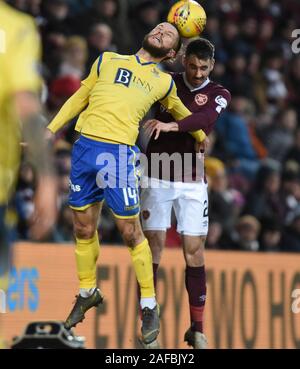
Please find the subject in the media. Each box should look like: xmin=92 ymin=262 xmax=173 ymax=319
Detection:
xmin=152 ymin=67 xmax=175 ymax=89
xmin=104 ymin=52 xmax=130 ymax=59
xmin=96 ymin=52 xmax=133 ymax=66
xmin=207 ymin=81 xmax=231 ymax=100
xmin=169 ymin=72 xmax=182 ymax=83
xmin=0 ymin=2 xmax=35 ymax=32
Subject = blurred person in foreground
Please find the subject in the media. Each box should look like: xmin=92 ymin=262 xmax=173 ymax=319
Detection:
xmin=0 ymin=0 xmax=57 ymax=346
xmin=47 ymin=22 xmax=207 ymax=348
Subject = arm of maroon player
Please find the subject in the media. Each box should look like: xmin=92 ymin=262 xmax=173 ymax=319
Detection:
xmin=144 ymin=89 xmax=231 ymax=139
xmin=177 ymin=89 xmax=232 ymax=135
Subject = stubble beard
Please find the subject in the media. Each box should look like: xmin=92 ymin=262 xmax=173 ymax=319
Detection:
xmin=142 ymin=35 xmax=172 ymax=59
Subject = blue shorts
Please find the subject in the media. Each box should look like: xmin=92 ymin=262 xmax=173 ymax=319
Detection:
xmin=69 ymin=135 xmax=141 ymax=218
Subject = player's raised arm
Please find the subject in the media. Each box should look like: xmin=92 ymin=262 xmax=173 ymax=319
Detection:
xmin=150 ymin=77 xmax=207 ymax=142
xmin=47 ymin=56 xmax=101 ymax=134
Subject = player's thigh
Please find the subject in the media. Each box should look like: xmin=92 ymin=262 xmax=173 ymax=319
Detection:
xmin=174 ymin=183 xmax=209 ymax=237
xmin=140 ymin=187 xmax=174 ymax=231
xmin=69 ymin=137 xmax=104 ymax=209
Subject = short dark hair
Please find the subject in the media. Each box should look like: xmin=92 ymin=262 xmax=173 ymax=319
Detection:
xmin=185 ymin=38 xmax=215 ymax=60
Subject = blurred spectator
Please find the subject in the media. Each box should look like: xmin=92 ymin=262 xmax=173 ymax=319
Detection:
xmin=281 ymin=206 xmax=300 ymax=252
xmin=262 ymin=49 xmax=288 ymax=114
xmin=256 ymin=18 xmax=275 ymax=53
xmin=259 ymin=217 xmax=282 ymax=252
xmin=206 ymin=222 xmax=224 ymax=250
xmin=129 ymin=0 xmax=161 ymax=52
xmin=41 ymin=0 xmax=72 ymax=38
xmin=54 ymin=140 xmax=72 ymax=173
xmin=215 ymin=95 xmax=259 ymax=179
xmin=48 ymin=76 xmax=81 ymax=115
xmin=206 ymin=157 xmax=244 ymax=235
xmin=263 ymin=108 xmax=297 ymax=162
xmin=59 ymin=36 xmax=88 ymax=79
xmin=284 ymin=127 xmax=300 ymax=165
xmin=229 ymin=215 xmax=261 ymax=251
xmin=52 ymin=203 xmax=74 ymax=242
xmin=280 ymin=166 xmax=300 ymax=221
xmin=243 ymin=160 xmax=284 ymax=222
xmin=221 ymin=52 xmax=254 ymax=99
xmin=86 ymin=23 xmax=116 ymax=69
xmin=287 ymin=56 xmax=300 ymax=116
xmin=70 ymin=0 xmax=131 ymax=52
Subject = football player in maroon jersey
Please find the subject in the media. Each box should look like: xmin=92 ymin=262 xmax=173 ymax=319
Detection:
xmin=142 ymin=38 xmax=231 ymax=349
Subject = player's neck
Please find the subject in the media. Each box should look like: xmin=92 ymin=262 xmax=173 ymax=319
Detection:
xmin=136 ymin=49 xmax=162 ymax=64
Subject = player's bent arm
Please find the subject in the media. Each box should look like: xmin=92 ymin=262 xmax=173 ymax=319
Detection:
xmin=177 ymin=92 xmax=231 ymax=133
xmin=159 ymin=80 xmax=206 ymax=142
xmin=15 ymin=91 xmax=55 ymax=176
xmin=15 ymin=91 xmax=57 ymax=240
xmin=47 ymin=84 xmax=90 ymax=133
xmin=144 ymin=119 xmax=206 ymax=142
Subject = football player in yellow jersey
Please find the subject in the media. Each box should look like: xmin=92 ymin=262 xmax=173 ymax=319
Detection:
xmin=0 ymin=0 xmax=57 ymax=304
xmin=47 ymin=22 xmax=206 ymax=348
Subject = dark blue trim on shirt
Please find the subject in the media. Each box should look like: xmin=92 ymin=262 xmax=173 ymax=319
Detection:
xmin=97 ymin=53 xmax=104 ymax=77
xmin=160 ymin=79 xmax=174 ymax=101
xmin=135 ymin=55 xmax=157 ymax=66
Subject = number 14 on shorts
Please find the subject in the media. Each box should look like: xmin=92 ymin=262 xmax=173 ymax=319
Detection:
xmin=122 ymin=188 xmax=138 ymax=206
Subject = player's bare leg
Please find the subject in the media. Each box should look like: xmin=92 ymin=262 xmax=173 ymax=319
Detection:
xmin=115 ymin=217 xmax=160 ymax=348
xmin=64 ymin=202 xmax=104 ymax=330
xmin=182 ymin=235 xmax=208 ymax=349
xmin=144 ymin=230 xmax=166 ymax=265
xmin=142 ymin=230 xmax=166 ymax=297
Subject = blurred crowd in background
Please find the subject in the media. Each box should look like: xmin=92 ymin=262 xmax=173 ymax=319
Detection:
xmin=6 ymin=0 xmax=300 ymax=252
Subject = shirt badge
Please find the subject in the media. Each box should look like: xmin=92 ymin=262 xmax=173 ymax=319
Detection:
xmin=195 ymin=93 xmax=208 ymax=106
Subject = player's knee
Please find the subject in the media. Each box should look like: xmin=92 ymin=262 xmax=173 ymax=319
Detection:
xmin=185 ymin=237 xmax=206 ymax=266
xmin=74 ymin=223 xmax=96 ymax=240
xmin=186 ymin=248 xmax=204 ymax=265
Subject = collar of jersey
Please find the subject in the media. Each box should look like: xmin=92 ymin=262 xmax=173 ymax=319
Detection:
xmin=183 ymin=73 xmax=210 ymax=92
xmin=135 ymin=55 xmax=157 ymax=66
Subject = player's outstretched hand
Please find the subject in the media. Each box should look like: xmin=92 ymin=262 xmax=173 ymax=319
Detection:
xmin=144 ymin=119 xmax=179 ymax=140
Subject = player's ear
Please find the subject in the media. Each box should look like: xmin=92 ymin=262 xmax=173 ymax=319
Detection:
xmin=182 ymin=54 xmax=186 ymax=66
xmin=210 ymin=58 xmax=215 ymax=71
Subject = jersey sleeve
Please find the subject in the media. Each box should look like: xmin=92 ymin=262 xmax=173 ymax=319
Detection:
xmin=159 ymin=77 xmax=192 ymax=120
xmin=81 ymin=54 xmax=104 ymax=90
xmin=47 ymin=85 xmax=90 ymax=133
xmin=178 ymin=88 xmax=231 ymax=134
xmin=8 ymin=17 xmax=41 ymax=93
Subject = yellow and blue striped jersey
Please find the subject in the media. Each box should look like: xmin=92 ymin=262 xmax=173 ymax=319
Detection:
xmin=74 ymin=52 xmax=192 ymax=146
xmin=0 ymin=2 xmax=41 ymax=203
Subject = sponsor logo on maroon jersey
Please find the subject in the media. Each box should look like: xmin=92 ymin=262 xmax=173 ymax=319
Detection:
xmin=142 ymin=210 xmax=150 ymax=220
xmin=195 ymin=93 xmax=208 ymax=106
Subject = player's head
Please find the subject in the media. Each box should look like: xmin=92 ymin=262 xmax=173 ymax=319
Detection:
xmin=142 ymin=22 xmax=182 ymax=60
xmin=183 ymin=38 xmax=215 ymax=87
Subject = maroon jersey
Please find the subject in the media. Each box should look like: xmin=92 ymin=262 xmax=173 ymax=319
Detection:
xmin=145 ymin=73 xmax=231 ymax=182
